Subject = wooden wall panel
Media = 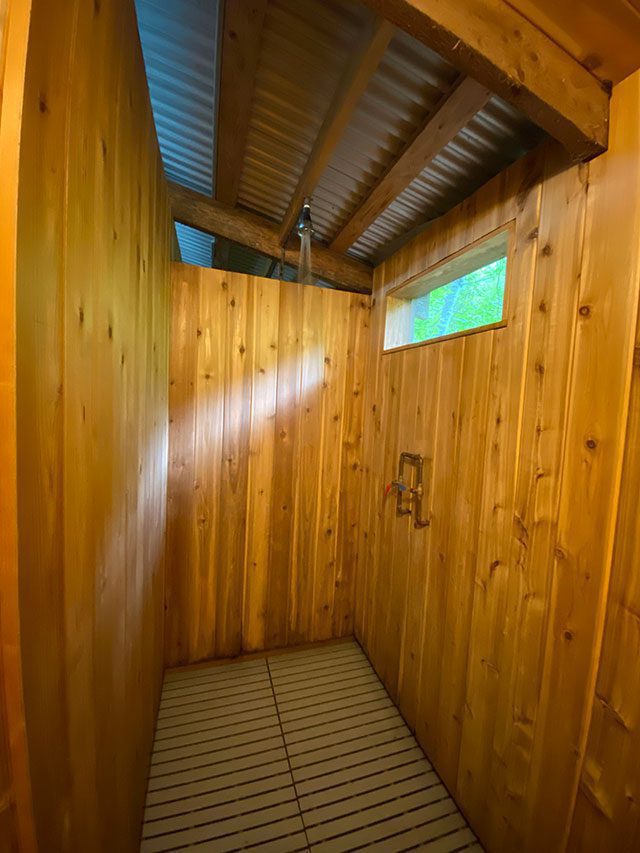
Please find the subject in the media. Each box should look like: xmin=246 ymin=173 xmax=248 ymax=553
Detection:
xmin=15 ymin=0 xmax=170 ymax=850
xmin=356 ymin=70 xmax=640 ymax=853
xmin=566 ymin=73 xmax=640 ymax=853
xmin=165 ymin=265 xmax=370 ymax=666
xmin=0 ymin=1 xmax=37 ymax=850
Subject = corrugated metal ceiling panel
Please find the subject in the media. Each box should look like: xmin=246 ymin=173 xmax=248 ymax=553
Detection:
xmin=312 ymin=30 xmax=458 ymax=245
xmin=175 ymin=222 xmax=215 ymax=266
xmin=137 ymin=0 xmax=545 ymax=275
xmin=136 ymin=0 xmax=220 ymax=195
xmin=236 ymin=0 xmax=370 ymax=223
xmin=350 ymin=96 xmax=544 ymax=262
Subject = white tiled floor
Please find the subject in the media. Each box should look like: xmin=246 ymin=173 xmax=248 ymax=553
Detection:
xmin=142 ymin=640 xmax=482 ymax=852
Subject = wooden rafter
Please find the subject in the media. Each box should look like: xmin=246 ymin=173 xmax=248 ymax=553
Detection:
xmin=277 ymin=17 xmax=395 ymax=245
xmin=330 ymin=76 xmax=491 ymax=253
xmin=356 ymin=0 xmax=609 ymax=162
xmin=215 ymin=0 xmax=267 ymax=206
xmin=169 ymin=182 xmax=373 ymax=293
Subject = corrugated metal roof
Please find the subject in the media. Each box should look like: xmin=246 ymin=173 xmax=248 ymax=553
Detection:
xmin=237 ymin=0 xmax=370 ymax=222
xmin=135 ymin=0 xmax=220 ymax=195
xmin=311 ymin=30 xmax=459 ymax=245
xmin=232 ymin=9 xmax=543 ymax=263
xmin=175 ymin=222 xmax=215 ymax=266
xmin=225 ymin=243 xmax=274 ymax=277
xmin=350 ymin=96 xmax=544 ymax=262
xmin=137 ymin=0 xmax=545 ymax=276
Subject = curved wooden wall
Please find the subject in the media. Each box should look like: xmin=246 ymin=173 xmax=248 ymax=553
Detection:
xmin=14 ymin=0 xmax=170 ymax=849
xmin=165 ymin=266 xmax=370 ymax=665
xmin=355 ymin=72 xmax=640 ymax=853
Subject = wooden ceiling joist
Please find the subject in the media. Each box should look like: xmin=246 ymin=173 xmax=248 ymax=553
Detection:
xmin=277 ymin=17 xmax=395 ymax=245
xmin=215 ymin=0 xmax=267 ymax=206
xmin=331 ymin=76 xmax=491 ymax=253
xmin=169 ymin=182 xmax=373 ymax=293
xmin=356 ymin=0 xmax=609 ymax=162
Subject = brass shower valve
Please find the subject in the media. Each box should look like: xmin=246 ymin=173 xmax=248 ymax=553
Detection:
xmin=386 ymin=453 xmax=430 ymax=528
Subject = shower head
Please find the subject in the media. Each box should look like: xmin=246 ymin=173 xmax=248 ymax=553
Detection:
xmin=297 ymin=197 xmax=315 ymax=237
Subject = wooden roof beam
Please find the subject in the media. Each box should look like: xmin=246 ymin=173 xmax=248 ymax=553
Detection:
xmin=331 ymin=75 xmax=491 ymax=253
xmin=215 ymin=0 xmax=267 ymax=206
xmin=169 ymin=182 xmax=373 ymax=293
xmin=277 ymin=17 xmax=395 ymax=246
xmin=356 ymin=0 xmax=609 ymax=162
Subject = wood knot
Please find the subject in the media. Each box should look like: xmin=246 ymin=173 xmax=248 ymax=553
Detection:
xmin=38 ymin=95 xmax=48 ymax=114
xmin=564 ymin=630 xmax=574 ymax=642
xmin=583 ymin=53 xmax=602 ymax=72
xmin=579 ymin=305 xmax=591 ymax=318
xmin=585 ymin=437 xmax=598 ymax=450
xmin=541 ymin=243 xmax=552 ymax=256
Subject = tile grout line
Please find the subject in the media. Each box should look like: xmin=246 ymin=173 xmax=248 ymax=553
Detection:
xmin=266 ymin=655 xmax=313 ymax=853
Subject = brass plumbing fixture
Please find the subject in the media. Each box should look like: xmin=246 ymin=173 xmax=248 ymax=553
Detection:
xmin=385 ymin=452 xmax=430 ymax=528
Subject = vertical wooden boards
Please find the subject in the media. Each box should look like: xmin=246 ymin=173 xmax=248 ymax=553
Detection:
xmin=14 ymin=0 xmax=171 ymax=849
xmin=488 ymin=147 xmax=587 ymax=851
xmin=216 ymin=273 xmax=253 ymax=657
xmin=354 ymin=92 xmax=640 ymax=853
xmin=244 ymin=277 xmax=281 ymax=651
xmin=164 ymin=267 xmax=371 ymax=665
xmin=456 ymin=154 xmax=542 ymax=835
xmin=537 ymin=70 xmax=640 ymax=853
xmin=333 ymin=296 xmax=372 ymax=638
xmin=0 ymin=0 xmax=37 ymax=850
xmin=567 ymin=311 xmax=640 ymax=852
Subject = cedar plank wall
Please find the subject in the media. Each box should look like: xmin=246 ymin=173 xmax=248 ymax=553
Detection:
xmin=0 ymin=1 xmax=36 ymax=850
xmin=165 ymin=266 xmax=370 ymax=665
xmin=567 ymin=76 xmax=640 ymax=852
xmin=355 ymin=71 xmax=640 ymax=853
xmin=15 ymin=0 xmax=170 ymax=850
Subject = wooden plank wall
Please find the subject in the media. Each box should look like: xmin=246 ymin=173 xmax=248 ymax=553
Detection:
xmin=0 ymin=1 xmax=37 ymax=850
xmin=14 ymin=0 xmax=170 ymax=850
xmin=567 ymin=73 xmax=640 ymax=853
xmin=165 ymin=265 xmax=370 ymax=666
xmin=355 ymin=71 xmax=640 ymax=853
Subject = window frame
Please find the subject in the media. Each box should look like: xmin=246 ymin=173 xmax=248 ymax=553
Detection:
xmin=382 ymin=221 xmax=515 ymax=355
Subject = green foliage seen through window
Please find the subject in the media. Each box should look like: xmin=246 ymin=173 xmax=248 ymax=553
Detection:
xmin=411 ymin=256 xmax=507 ymax=343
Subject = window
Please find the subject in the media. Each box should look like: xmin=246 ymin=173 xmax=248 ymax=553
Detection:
xmin=384 ymin=227 xmax=511 ymax=351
